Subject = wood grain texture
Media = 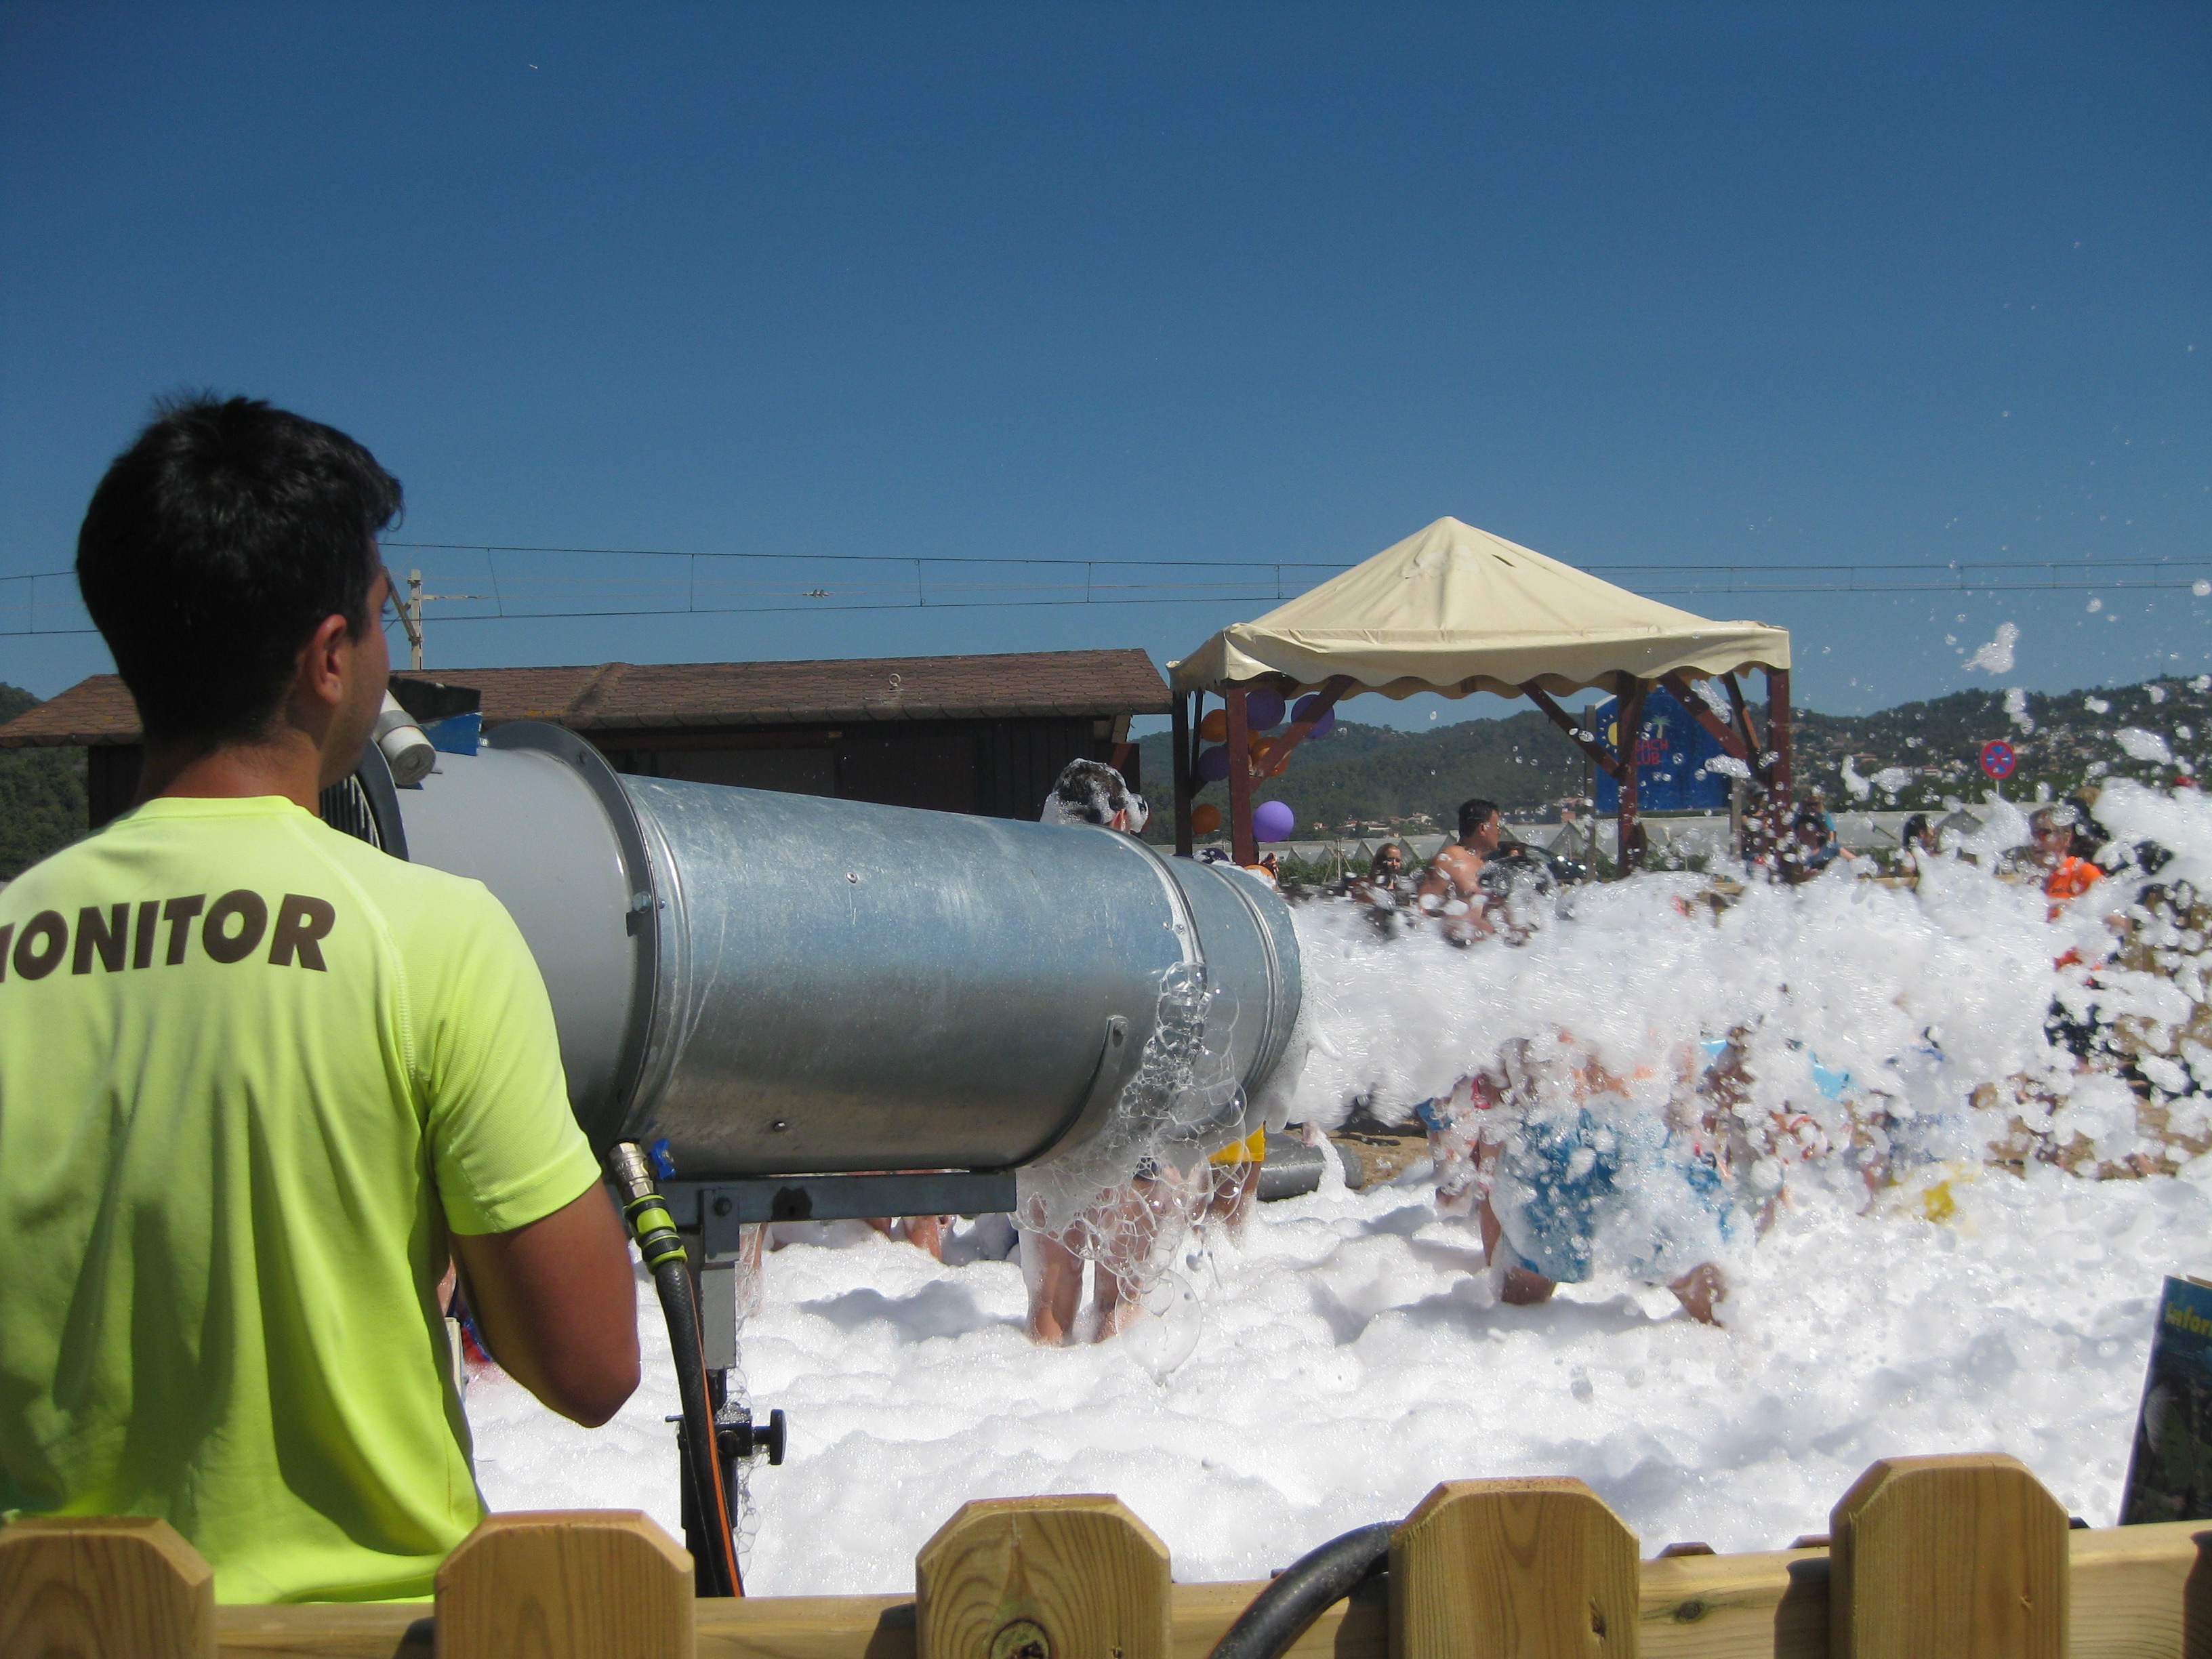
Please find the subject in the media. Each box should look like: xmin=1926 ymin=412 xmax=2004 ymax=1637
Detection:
xmin=2068 ymin=1520 xmax=2209 ymax=1659
xmin=1168 ymin=1578 xmax=1388 ymax=1659
xmin=211 ymin=1603 xmax=425 ymax=1658
xmin=1638 ymin=1547 xmax=1829 ymax=1659
xmin=1391 ymin=1478 xmax=1641 ymax=1659
xmin=696 ymin=1594 xmax=914 ymax=1659
xmin=914 ymin=1495 xmax=1171 ymax=1659
xmin=1830 ymin=1454 xmax=2067 ymax=1659
xmin=0 ymin=1514 xmax=216 ymax=1659
xmin=47 ymin=1511 xmax=2212 ymax=1659
xmin=434 ymin=1510 xmax=694 ymax=1659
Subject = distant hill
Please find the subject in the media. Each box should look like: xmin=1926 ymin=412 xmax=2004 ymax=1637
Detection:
xmin=0 ymin=684 xmax=87 ymax=880
xmin=1788 ymin=675 xmax=2207 ymax=811
xmin=1136 ymin=707 xmax=1586 ymax=840
xmin=1136 ymin=674 xmax=2209 ymax=840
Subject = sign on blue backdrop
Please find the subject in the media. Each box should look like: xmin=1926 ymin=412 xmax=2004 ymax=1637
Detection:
xmin=1592 ymin=684 xmax=1731 ymax=813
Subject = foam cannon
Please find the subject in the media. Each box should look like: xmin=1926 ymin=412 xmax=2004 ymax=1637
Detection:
xmin=340 ymin=717 xmax=1303 ymax=1585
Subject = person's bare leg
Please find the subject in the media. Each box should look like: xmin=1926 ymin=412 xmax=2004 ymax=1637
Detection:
xmin=1477 ymin=1191 xmax=1504 ymax=1260
xmin=1203 ymin=1162 xmax=1258 ymax=1235
xmin=1220 ymin=1162 xmax=1258 ymax=1234
xmin=900 ymin=1215 xmax=947 ymax=1261
xmin=1478 ymin=1193 xmax=1556 ymax=1305
xmin=1092 ymin=1178 xmax=1164 ymax=1340
xmin=1094 ymin=1260 xmax=1136 ymax=1337
xmin=1022 ymin=1229 xmax=1086 ymax=1345
xmin=1669 ymin=1262 xmax=1727 ymax=1325
xmin=864 ymin=1217 xmax=896 ymax=1240
xmin=733 ymin=1223 xmax=766 ymax=1321
xmin=1500 ymin=1267 xmax=1557 ymax=1304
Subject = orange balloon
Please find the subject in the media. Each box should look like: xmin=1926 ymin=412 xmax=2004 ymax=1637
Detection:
xmin=1191 ymin=803 xmax=1223 ymax=835
xmin=1198 ymin=709 xmax=1229 ymax=742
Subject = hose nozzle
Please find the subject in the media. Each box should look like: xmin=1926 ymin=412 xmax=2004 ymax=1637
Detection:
xmin=609 ymin=1141 xmax=658 ymax=1206
xmin=609 ymin=1142 xmax=685 ymax=1271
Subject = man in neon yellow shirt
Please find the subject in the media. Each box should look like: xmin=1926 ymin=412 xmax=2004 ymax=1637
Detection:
xmin=0 ymin=396 xmax=639 ymax=1601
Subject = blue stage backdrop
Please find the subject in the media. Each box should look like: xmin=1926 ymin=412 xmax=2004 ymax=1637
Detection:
xmin=1592 ymin=684 xmax=1732 ymax=813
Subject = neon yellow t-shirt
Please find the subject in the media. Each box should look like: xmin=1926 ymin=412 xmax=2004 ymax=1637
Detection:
xmin=0 ymin=794 xmax=604 ymax=1603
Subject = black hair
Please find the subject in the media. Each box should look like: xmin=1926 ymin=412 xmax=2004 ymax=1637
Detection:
xmin=76 ymin=394 xmax=401 ymax=749
xmin=1046 ymin=758 xmax=1135 ymax=825
xmin=2064 ymin=792 xmax=2110 ymax=859
xmin=1900 ymin=813 xmax=1932 ymax=847
xmin=1457 ymin=798 xmax=1502 ymax=839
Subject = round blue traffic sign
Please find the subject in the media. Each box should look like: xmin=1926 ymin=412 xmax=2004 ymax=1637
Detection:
xmin=1980 ymin=739 xmax=2017 ymax=780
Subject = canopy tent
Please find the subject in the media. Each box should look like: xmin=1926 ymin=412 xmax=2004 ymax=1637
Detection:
xmin=1165 ymin=516 xmax=1795 ymax=869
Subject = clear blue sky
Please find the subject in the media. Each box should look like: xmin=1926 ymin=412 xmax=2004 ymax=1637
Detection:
xmin=3 ymin=3 xmax=2205 ymax=727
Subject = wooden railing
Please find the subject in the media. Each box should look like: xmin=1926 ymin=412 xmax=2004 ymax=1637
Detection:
xmin=1 ymin=1453 xmax=2205 ymax=1657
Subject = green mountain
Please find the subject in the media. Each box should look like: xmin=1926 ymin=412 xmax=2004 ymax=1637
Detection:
xmin=1786 ymin=676 xmax=2207 ymax=812
xmin=1138 ymin=674 xmax=2209 ymax=840
xmin=1136 ymin=707 xmax=1587 ymax=839
xmin=0 ymin=684 xmax=87 ymax=880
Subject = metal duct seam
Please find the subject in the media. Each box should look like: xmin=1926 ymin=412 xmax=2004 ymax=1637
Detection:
xmin=484 ymin=722 xmax=663 ymax=1151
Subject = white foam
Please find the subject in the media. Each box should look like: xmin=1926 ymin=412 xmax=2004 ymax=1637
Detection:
xmin=466 ymin=775 xmax=2209 ymax=1591
xmin=470 ymin=1162 xmax=2209 ymax=1591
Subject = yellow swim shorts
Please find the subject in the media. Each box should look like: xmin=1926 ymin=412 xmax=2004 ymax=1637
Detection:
xmin=1208 ymin=1128 xmax=1267 ymax=1167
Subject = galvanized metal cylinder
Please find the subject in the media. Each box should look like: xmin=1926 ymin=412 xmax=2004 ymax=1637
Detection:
xmin=391 ymin=722 xmax=1300 ymax=1181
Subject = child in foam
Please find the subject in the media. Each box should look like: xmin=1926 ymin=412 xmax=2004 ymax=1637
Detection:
xmin=1023 ymin=760 xmax=1171 ymax=1343
xmin=1454 ymin=1038 xmax=1740 ymax=1325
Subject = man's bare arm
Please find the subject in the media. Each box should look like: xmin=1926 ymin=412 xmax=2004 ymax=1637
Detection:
xmin=451 ymin=1183 xmax=640 ymax=1427
xmin=1417 ymin=846 xmax=1482 ymax=907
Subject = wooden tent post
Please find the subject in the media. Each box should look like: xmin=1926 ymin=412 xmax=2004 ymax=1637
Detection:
xmin=1171 ymin=693 xmax=1195 ymax=857
xmin=1767 ymin=667 xmax=1793 ymax=801
xmin=1616 ymin=674 xmax=1648 ymax=875
xmin=1722 ymin=672 xmax=1764 ymax=771
xmin=1226 ymin=685 xmax=1256 ymax=866
xmin=1659 ymin=671 xmax=1753 ymax=766
xmin=1521 ymin=684 xmax=1622 ymax=784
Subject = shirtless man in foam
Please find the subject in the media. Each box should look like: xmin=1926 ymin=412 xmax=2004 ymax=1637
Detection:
xmin=1416 ymin=798 xmax=1504 ymax=943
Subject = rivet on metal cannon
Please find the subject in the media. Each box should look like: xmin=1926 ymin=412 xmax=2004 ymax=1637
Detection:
xmin=345 ymin=701 xmax=1303 ymax=1594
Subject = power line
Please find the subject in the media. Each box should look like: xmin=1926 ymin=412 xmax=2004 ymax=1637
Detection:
xmin=3 ymin=548 xmax=2207 ymax=638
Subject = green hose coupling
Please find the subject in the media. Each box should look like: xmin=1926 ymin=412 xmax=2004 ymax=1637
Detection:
xmin=609 ymin=1142 xmax=688 ymax=1271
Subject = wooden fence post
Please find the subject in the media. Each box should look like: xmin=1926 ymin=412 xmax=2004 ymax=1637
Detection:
xmin=916 ymin=1495 xmax=1171 ymax=1659
xmin=1830 ymin=1453 xmax=2068 ymax=1659
xmin=1391 ymin=1477 xmax=1640 ymax=1658
xmin=434 ymin=1510 xmax=694 ymax=1659
xmin=0 ymin=1515 xmax=215 ymax=1659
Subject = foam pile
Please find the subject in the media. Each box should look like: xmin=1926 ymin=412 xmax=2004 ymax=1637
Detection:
xmin=471 ymin=1157 xmax=2212 ymax=1593
xmin=466 ymin=777 xmax=2210 ymax=1593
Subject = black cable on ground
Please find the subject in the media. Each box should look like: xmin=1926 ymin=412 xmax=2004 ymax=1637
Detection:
xmin=611 ymin=1143 xmax=745 ymax=1598
xmin=1206 ymin=1521 xmax=1394 ymax=1659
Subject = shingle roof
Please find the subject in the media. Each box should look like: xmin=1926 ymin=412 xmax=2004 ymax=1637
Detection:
xmin=0 ymin=649 xmax=1171 ymax=747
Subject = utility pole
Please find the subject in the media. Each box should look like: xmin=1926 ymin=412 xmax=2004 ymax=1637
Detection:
xmin=389 ymin=568 xmax=487 ymax=673
xmin=405 ymin=570 xmax=424 ymax=672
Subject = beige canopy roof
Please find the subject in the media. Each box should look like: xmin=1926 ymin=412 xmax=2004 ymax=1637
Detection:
xmin=1168 ymin=516 xmax=1790 ymax=699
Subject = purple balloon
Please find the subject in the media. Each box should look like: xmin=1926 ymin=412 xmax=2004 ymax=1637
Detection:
xmin=1252 ymin=800 xmax=1296 ymax=842
xmin=1291 ymin=695 xmax=1338 ymax=739
xmin=1244 ymin=689 xmax=1287 ymax=731
xmin=1195 ymin=744 xmax=1231 ymax=783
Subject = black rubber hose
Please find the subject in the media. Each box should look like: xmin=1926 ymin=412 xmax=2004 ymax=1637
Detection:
xmin=650 ymin=1254 xmax=743 ymax=1597
xmin=1206 ymin=1521 xmax=1394 ymax=1659
xmin=611 ymin=1144 xmax=745 ymax=1598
